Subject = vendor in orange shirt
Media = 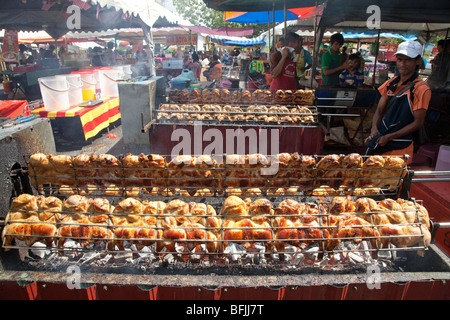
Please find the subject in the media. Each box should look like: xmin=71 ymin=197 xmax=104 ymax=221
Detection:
xmin=365 ymin=41 xmax=432 ymax=163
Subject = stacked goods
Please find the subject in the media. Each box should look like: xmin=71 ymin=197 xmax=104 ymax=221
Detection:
xmin=156 ymin=103 xmax=316 ymax=124
xmin=28 ymin=153 xmax=408 ymax=197
xmin=2 ymin=194 xmax=431 ymax=255
xmin=168 ymin=89 xmax=315 ymax=106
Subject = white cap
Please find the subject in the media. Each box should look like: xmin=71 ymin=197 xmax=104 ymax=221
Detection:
xmin=394 ymin=41 xmax=423 ymax=58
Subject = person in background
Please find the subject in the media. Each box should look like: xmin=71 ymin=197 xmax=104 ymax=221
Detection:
xmin=295 ymin=35 xmax=313 ymax=85
xmin=269 ymin=32 xmax=300 ymax=91
xmin=356 ymin=51 xmax=366 ymax=73
xmin=135 ymin=45 xmax=148 ymax=62
xmin=188 ymin=52 xmax=201 ymax=79
xmin=175 ymin=47 xmax=183 ymax=59
xmin=18 ymin=44 xmax=29 ymax=65
xmin=317 ymin=44 xmax=328 ymax=67
xmin=43 ymin=44 xmax=56 ymax=59
xmin=91 ymin=46 xmax=104 ymax=67
xmin=428 ymin=39 xmax=450 ymax=87
xmin=321 ymin=33 xmax=349 ymax=87
xmin=276 ymin=37 xmax=285 ymax=50
xmin=203 ymin=54 xmax=222 ymax=81
xmin=339 ymin=53 xmax=364 ymax=87
xmin=105 ymin=41 xmax=117 ymax=66
xmin=183 ymin=53 xmax=191 ymax=69
xmin=340 ymin=46 xmax=348 ymax=64
xmin=365 ymin=41 xmax=431 ymax=163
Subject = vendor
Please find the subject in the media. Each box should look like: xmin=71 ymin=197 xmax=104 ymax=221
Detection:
xmin=320 ymin=33 xmax=349 ymax=87
xmin=295 ymin=36 xmax=312 ymax=84
xmin=203 ymin=54 xmax=222 ymax=81
xmin=365 ymin=41 xmax=432 ymax=163
xmin=269 ymin=32 xmax=300 ymax=91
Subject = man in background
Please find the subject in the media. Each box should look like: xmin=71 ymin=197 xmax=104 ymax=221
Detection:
xmin=321 ymin=33 xmax=349 ymax=87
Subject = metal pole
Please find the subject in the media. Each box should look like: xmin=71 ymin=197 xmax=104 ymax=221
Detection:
xmin=284 ymin=0 xmax=287 ymax=39
xmin=268 ymin=11 xmax=271 ymax=51
xmin=272 ymin=0 xmax=275 ymax=52
xmin=371 ymin=28 xmax=381 ymax=87
xmin=311 ymin=14 xmax=318 ymax=88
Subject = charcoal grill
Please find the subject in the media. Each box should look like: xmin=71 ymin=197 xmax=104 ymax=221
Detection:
xmin=1 ymin=151 xmax=449 ymax=300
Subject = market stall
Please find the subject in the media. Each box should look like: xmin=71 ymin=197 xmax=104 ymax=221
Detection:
xmin=0 ymin=0 xmax=449 ymax=303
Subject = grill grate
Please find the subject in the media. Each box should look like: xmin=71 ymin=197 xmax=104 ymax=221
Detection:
xmin=2 ymin=196 xmax=430 ymax=267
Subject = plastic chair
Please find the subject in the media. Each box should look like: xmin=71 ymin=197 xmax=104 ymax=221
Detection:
xmin=413 ymin=145 xmax=440 ymax=167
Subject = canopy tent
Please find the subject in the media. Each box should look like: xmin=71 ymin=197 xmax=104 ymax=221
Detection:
xmin=224 ymin=6 xmax=318 ymax=24
xmin=209 ymin=34 xmax=266 ymax=47
xmin=318 ymin=0 xmax=450 ymax=29
xmin=0 ymin=0 xmax=191 ymax=76
xmin=204 ymin=0 xmax=323 ymax=12
xmin=85 ymin=0 xmax=192 ymax=28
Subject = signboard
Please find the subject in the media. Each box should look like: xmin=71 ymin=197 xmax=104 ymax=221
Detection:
xmin=166 ymin=34 xmax=197 ymax=46
xmin=1 ymin=29 xmax=19 ymax=62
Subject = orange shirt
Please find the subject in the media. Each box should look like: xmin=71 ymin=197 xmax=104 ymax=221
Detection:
xmin=378 ymin=76 xmax=431 ymax=112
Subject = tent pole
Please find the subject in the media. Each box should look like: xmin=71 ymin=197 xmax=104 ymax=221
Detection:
xmin=272 ymin=0 xmax=275 ymax=52
xmin=268 ymin=11 xmax=271 ymax=51
xmin=371 ymin=28 xmax=381 ymax=87
xmin=283 ymin=0 xmax=287 ymax=39
xmin=311 ymin=14 xmax=318 ymax=88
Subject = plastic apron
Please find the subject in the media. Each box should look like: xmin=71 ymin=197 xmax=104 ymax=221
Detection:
xmin=365 ymin=80 xmax=418 ymax=155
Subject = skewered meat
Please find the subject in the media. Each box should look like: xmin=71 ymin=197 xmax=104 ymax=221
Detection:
xmin=109 ymin=197 xmax=156 ymax=251
xmin=2 ymin=194 xmax=61 ymax=251
xmin=222 ymin=197 xmax=273 ymax=250
xmin=58 ymin=195 xmax=111 ymax=249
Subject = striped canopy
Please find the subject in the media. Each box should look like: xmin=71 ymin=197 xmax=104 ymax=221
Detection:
xmin=224 ymin=6 xmax=319 ymax=24
xmin=209 ymin=34 xmax=266 ymax=47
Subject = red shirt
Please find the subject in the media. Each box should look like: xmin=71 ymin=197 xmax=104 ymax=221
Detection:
xmin=269 ymin=51 xmax=297 ymax=91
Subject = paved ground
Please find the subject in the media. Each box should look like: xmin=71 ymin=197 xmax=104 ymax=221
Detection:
xmin=54 ymin=124 xmax=150 ymax=156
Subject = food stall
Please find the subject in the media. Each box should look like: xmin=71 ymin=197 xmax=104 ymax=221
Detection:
xmin=0 ymin=0 xmax=449 ymax=303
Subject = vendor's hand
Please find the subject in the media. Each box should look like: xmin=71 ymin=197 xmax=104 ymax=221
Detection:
xmin=376 ymin=134 xmax=392 ymax=147
xmin=365 ymin=129 xmax=379 ymax=144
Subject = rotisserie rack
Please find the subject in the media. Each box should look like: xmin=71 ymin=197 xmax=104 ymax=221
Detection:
xmin=154 ymin=103 xmax=318 ymax=126
xmin=2 ymin=193 xmax=431 ymax=263
xmin=168 ymin=88 xmax=316 ymax=106
xmin=25 ymin=152 xmax=408 ymax=199
xmin=2 ymin=151 xmax=433 ymax=267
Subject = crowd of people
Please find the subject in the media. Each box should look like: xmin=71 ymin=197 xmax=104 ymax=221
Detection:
xmin=269 ymin=32 xmax=369 ymax=91
xmin=17 ymin=43 xmax=57 ymax=66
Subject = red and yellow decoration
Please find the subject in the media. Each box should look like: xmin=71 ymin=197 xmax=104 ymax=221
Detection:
xmin=31 ymin=97 xmax=120 ymax=140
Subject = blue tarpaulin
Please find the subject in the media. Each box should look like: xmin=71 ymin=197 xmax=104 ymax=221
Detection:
xmin=209 ymin=34 xmax=266 ymax=46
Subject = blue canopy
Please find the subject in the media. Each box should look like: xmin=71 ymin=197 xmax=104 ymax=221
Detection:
xmin=210 ymin=34 xmax=266 ymax=47
xmin=342 ymin=32 xmax=418 ymax=41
